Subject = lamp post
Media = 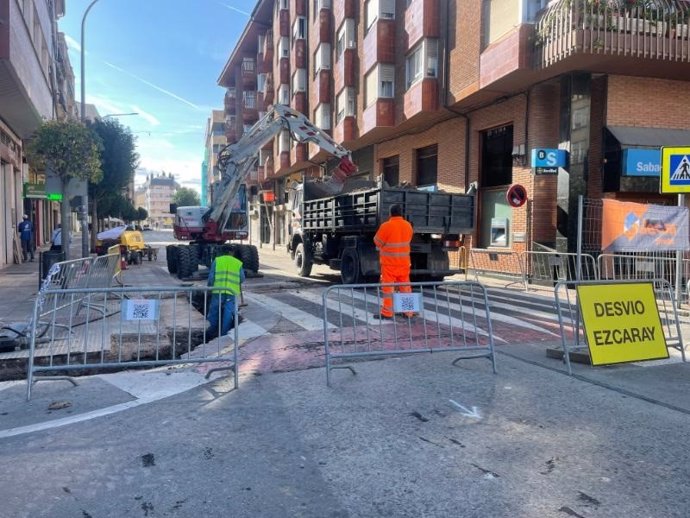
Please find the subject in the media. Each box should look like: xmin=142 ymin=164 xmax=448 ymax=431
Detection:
xmin=102 ymin=112 xmax=139 ymax=119
xmin=80 ymin=0 xmax=103 ymax=257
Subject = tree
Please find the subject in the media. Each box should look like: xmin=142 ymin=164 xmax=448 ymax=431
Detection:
xmin=88 ymin=118 xmax=139 ymax=248
xmin=26 ymin=120 xmax=102 ymax=260
xmin=173 ymin=187 xmax=200 ymax=207
xmin=136 ymin=207 xmax=148 ymax=222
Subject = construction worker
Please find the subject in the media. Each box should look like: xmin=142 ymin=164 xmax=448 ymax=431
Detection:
xmin=373 ymin=204 xmax=414 ymax=319
xmin=206 ymin=246 xmax=245 ymax=340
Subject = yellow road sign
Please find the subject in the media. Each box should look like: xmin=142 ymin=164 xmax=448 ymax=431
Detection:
xmin=661 ymin=146 xmax=690 ymax=193
xmin=577 ymin=283 xmax=668 ymax=366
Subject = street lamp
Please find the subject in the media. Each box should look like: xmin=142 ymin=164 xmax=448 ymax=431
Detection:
xmin=102 ymin=112 xmax=139 ymax=119
xmin=80 ymin=0 xmax=103 ymax=258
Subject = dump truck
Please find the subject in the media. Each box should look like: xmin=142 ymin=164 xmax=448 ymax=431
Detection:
xmin=287 ymin=179 xmax=475 ymax=284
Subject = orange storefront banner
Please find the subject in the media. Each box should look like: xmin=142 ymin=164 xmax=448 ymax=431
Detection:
xmin=601 ymin=199 xmax=689 ymax=252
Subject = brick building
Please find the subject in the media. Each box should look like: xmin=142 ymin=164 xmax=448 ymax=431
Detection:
xmin=203 ymin=109 xmax=228 ymax=207
xmin=219 ymin=0 xmax=690 ymax=257
xmin=0 ymin=0 xmax=70 ymax=268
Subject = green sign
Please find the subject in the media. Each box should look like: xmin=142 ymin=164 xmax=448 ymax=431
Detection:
xmin=47 ymin=193 xmax=63 ymax=201
xmin=23 ymin=183 xmax=47 ymax=199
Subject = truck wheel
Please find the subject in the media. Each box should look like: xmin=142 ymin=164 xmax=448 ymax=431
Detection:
xmin=133 ymin=252 xmax=142 ymax=265
xmin=294 ymin=243 xmax=312 ymax=277
xmin=166 ymin=245 xmax=178 ymax=274
xmin=247 ymin=245 xmax=260 ymax=273
xmin=177 ymin=246 xmax=192 ymax=279
xmin=188 ymin=246 xmax=200 ymax=272
xmin=340 ymin=249 xmax=361 ymax=285
xmin=237 ymin=244 xmax=252 ymax=271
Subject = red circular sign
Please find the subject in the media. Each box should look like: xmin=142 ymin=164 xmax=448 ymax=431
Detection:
xmin=506 ymin=184 xmax=527 ymax=208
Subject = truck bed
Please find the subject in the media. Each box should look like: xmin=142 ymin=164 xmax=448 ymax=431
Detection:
xmin=301 ymin=187 xmax=474 ymax=234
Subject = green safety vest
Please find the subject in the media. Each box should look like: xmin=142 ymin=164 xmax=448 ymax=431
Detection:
xmin=212 ymin=255 xmax=243 ymax=295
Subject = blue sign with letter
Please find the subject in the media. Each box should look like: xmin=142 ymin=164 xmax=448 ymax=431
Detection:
xmin=622 ymin=149 xmax=660 ymax=177
xmin=531 ymin=149 xmax=568 ymax=168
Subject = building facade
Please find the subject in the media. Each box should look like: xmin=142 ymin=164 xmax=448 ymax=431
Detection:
xmin=141 ymin=173 xmax=178 ymax=229
xmin=0 ymin=0 xmax=69 ymax=268
xmin=219 ymin=0 xmax=690 ymax=260
xmin=203 ymin=109 xmax=228 ymax=207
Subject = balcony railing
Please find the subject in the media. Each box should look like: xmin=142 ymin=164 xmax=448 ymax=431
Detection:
xmin=534 ymin=0 xmax=690 ymax=67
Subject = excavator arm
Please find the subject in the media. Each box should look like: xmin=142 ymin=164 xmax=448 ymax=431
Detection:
xmin=209 ymin=105 xmax=356 ymax=234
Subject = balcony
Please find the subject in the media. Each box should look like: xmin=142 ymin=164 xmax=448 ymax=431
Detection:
xmin=404 ymin=0 xmax=440 ymax=48
xmin=403 ymin=77 xmax=438 ymax=118
xmin=361 ymin=98 xmax=395 ymax=136
xmin=241 ymin=58 xmax=257 ymax=87
xmin=224 ymin=90 xmax=236 ymax=115
xmin=242 ymin=91 xmax=258 ymax=122
xmin=263 ymin=30 xmax=273 ymax=65
xmin=534 ymin=0 xmax=690 ymax=71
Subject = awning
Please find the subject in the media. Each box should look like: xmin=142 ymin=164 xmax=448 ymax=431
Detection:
xmin=607 ymin=126 xmax=690 ymax=148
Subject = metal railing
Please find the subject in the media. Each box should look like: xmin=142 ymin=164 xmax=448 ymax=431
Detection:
xmin=535 ymin=0 xmax=690 ymax=67
xmin=26 ymin=286 xmax=239 ymax=400
xmin=522 ymin=251 xmax=599 ymax=286
xmin=322 ymin=281 xmax=497 ymax=385
xmin=468 ymin=249 xmax=527 ymax=289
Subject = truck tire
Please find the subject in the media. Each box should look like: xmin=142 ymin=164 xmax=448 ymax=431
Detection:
xmin=177 ymin=246 xmax=192 ymax=279
xmin=133 ymin=252 xmax=142 ymax=265
xmin=340 ymin=249 xmax=361 ymax=285
xmin=188 ymin=245 xmax=200 ymax=273
xmin=166 ymin=245 xmax=178 ymax=274
xmin=247 ymin=245 xmax=260 ymax=273
xmin=236 ymin=244 xmax=252 ymax=271
xmin=294 ymin=243 xmax=312 ymax=277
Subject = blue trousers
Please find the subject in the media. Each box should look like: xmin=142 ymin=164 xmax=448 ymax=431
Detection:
xmin=206 ymin=294 xmax=237 ymax=336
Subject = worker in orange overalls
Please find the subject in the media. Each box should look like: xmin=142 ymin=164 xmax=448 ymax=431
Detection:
xmin=373 ymin=204 xmax=414 ymax=319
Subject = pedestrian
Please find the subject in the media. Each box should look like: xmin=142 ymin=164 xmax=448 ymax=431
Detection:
xmin=373 ymin=204 xmax=414 ymax=319
xmin=50 ymin=223 xmax=62 ymax=252
xmin=17 ymin=214 xmax=34 ymax=262
xmin=206 ymin=245 xmax=245 ymax=340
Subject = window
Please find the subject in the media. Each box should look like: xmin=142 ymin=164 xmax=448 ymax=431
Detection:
xmin=278 ymin=84 xmax=290 ymax=105
xmin=257 ymin=73 xmax=266 ymax=94
xmin=405 ymin=39 xmax=439 ymax=89
xmin=481 ymin=125 xmax=513 ymax=188
xmin=336 ymin=19 xmax=356 ymax=60
xmin=314 ymin=43 xmax=331 ymax=76
xmin=416 ymin=145 xmax=438 ymax=187
xmin=292 ymin=69 xmax=307 ymax=93
xmin=315 ymin=104 xmax=332 ymax=130
xmin=258 ymin=149 xmax=271 ymax=166
xmin=365 ymin=64 xmax=395 ymax=107
xmin=382 ymin=156 xmax=400 ymax=187
xmin=243 ymin=91 xmax=257 ymax=109
xmin=279 ymin=130 xmax=291 ymax=153
xmin=336 ymin=88 xmax=356 ymax=124
xmin=366 ymin=0 xmax=395 ymax=29
xmin=278 ymin=36 xmax=289 ymax=59
xmin=279 ymin=0 xmax=288 ymax=9
xmin=258 ymin=34 xmax=265 ymax=52
xmin=293 ymin=16 xmax=307 ymax=41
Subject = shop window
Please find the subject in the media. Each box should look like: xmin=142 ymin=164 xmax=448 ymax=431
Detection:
xmin=416 ymin=145 xmax=438 ymax=187
xmin=382 ymin=156 xmax=400 ymax=187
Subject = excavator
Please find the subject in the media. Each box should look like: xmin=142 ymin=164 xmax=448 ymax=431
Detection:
xmin=166 ymin=104 xmax=357 ymax=279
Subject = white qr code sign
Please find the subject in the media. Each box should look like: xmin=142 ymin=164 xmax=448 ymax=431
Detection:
xmin=393 ymin=292 xmax=421 ymax=313
xmin=122 ymin=299 xmax=160 ymax=321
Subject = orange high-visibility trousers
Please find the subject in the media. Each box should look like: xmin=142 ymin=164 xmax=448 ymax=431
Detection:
xmin=379 ymin=265 xmax=412 ymax=317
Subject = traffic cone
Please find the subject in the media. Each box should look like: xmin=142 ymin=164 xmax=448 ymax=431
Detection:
xmin=120 ymin=255 xmax=127 ymax=270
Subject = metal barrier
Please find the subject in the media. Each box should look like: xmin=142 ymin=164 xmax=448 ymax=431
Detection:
xmin=554 ymin=279 xmax=685 ymax=375
xmin=522 ymin=251 xmax=599 ymax=287
xmin=322 ymin=281 xmax=497 ymax=385
xmin=468 ymin=249 xmax=526 ymax=289
xmin=598 ymin=253 xmax=690 ymax=291
xmin=26 ymin=285 xmax=239 ymax=399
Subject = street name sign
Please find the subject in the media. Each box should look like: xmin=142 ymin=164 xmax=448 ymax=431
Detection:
xmin=577 ymin=283 xmax=668 ymax=366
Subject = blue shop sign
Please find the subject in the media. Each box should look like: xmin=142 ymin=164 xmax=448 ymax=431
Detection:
xmin=622 ymin=148 xmax=661 ymax=177
xmin=531 ymin=149 xmax=568 ymax=168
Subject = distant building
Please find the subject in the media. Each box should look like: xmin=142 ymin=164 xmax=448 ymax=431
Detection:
xmin=203 ymin=109 xmax=227 ymax=206
xmin=141 ymin=173 xmax=178 ymax=228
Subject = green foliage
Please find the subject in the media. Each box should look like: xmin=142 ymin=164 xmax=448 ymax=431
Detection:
xmin=172 ymin=187 xmax=201 ymax=207
xmin=88 ymin=118 xmax=139 ymax=199
xmin=26 ymin=120 xmax=102 ymax=183
xmin=98 ymin=192 xmax=137 ymax=221
xmin=136 ymin=207 xmax=148 ymax=221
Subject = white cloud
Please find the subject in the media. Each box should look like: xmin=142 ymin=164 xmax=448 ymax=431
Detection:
xmin=64 ymin=34 xmax=81 ymax=52
xmin=215 ymin=1 xmax=250 ymax=16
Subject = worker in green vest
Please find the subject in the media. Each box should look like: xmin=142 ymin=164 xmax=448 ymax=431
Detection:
xmin=206 ymin=245 xmax=245 ymax=340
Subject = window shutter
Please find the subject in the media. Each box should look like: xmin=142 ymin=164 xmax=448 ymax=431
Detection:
xmin=380 ymin=0 xmax=395 ymax=19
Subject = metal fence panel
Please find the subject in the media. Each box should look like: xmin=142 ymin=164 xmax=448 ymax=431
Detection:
xmin=322 ymin=281 xmax=497 ymax=385
xmin=522 ymin=251 xmax=599 ymax=286
xmin=468 ymin=249 xmax=526 ymax=289
xmin=26 ymin=286 xmax=238 ymax=399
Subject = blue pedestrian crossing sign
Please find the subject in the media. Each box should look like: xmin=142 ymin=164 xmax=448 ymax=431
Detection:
xmin=661 ymin=146 xmax=690 ymax=193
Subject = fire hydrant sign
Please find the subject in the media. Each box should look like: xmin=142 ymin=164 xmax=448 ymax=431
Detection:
xmin=577 ymin=283 xmax=668 ymax=366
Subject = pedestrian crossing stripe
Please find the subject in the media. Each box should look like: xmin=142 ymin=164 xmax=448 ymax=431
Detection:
xmin=660 ymin=146 xmax=690 ymax=193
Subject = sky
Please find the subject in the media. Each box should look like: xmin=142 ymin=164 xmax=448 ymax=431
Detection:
xmin=59 ymin=0 xmax=258 ymax=193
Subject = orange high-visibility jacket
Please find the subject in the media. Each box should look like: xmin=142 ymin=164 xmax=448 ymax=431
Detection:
xmin=374 ymin=216 xmax=414 ymax=267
